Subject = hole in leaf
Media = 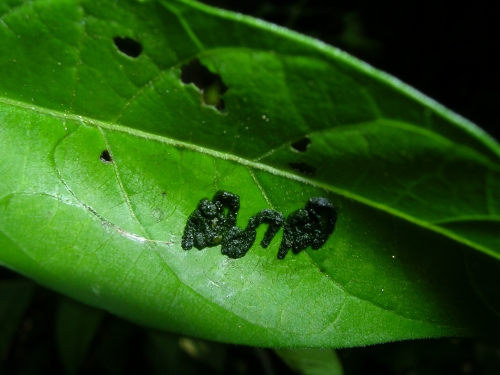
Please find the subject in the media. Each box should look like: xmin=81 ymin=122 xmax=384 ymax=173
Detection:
xmin=289 ymin=162 xmax=316 ymax=176
xmin=291 ymin=137 xmax=311 ymax=152
xmin=180 ymin=59 xmax=228 ymax=112
xmin=113 ymin=37 xmax=142 ymax=58
xmin=100 ymin=150 xmax=112 ymax=163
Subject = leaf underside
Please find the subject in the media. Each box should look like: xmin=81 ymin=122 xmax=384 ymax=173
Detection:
xmin=1 ymin=0 xmax=499 ymax=347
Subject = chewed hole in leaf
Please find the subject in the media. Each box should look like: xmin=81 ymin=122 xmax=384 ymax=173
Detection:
xmin=289 ymin=162 xmax=316 ymax=176
xmin=180 ymin=59 xmax=228 ymax=112
xmin=100 ymin=150 xmax=113 ymax=163
xmin=291 ymin=137 xmax=311 ymax=152
xmin=113 ymin=37 xmax=142 ymax=58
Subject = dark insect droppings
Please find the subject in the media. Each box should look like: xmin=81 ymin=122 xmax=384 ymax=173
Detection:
xmin=181 ymin=191 xmax=337 ymax=260
xmin=291 ymin=137 xmax=311 ymax=152
xmin=180 ymin=59 xmax=228 ymax=112
xmin=277 ymin=197 xmax=338 ymax=260
xmin=113 ymin=37 xmax=142 ymax=58
xmin=100 ymin=150 xmax=112 ymax=163
xmin=181 ymin=191 xmax=240 ymax=251
xmin=288 ymin=162 xmax=316 ymax=176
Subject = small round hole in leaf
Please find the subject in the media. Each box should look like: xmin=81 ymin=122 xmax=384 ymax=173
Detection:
xmin=100 ymin=150 xmax=112 ymax=163
xmin=113 ymin=37 xmax=142 ymax=58
xmin=289 ymin=162 xmax=316 ymax=176
xmin=291 ymin=137 xmax=311 ymax=152
xmin=180 ymin=59 xmax=228 ymax=112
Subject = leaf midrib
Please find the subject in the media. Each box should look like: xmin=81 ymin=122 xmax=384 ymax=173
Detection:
xmin=1 ymin=96 xmax=498 ymax=261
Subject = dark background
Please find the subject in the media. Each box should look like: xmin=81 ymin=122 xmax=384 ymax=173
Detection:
xmin=2 ymin=1 xmax=500 ymax=374
xmin=201 ymin=0 xmax=500 ymax=140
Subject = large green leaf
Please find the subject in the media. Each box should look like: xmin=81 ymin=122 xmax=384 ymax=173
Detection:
xmin=0 ymin=0 xmax=499 ymax=348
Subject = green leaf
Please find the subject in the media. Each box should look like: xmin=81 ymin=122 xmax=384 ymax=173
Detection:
xmin=0 ymin=0 xmax=499 ymax=348
xmin=56 ymin=297 xmax=105 ymax=375
xmin=275 ymin=348 xmax=343 ymax=375
xmin=0 ymin=280 xmax=35 ymax=361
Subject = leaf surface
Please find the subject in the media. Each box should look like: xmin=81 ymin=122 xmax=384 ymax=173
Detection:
xmin=0 ymin=0 xmax=499 ymax=347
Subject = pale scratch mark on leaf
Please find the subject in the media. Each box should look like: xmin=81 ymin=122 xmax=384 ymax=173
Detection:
xmin=207 ymin=278 xmax=220 ymax=288
xmin=238 ymin=302 xmax=257 ymax=309
xmin=111 ymin=225 xmax=173 ymax=246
